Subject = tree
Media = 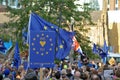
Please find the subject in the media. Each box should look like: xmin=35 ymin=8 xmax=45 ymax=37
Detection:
xmin=5 ymin=0 xmax=96 ymax=58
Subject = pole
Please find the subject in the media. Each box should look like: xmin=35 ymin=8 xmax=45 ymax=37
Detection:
xmin=58 ymin=0 xmax=63 ymax=27
xmin=69 ymin=17 xmax=75 ymax=64
xmin=102 ymin=15 xmax=105 ymax=41
xmin=40 ymin=68 xmax=43 ymax=80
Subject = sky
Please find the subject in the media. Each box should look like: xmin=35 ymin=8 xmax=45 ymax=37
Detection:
xmin=98 ymin=0 xmax=103 ymax=10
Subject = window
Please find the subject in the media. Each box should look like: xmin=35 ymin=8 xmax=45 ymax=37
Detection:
xmin=116 ymin=7 xmax=118 ymax=10
xmin=108 ymin=0 xmax=110 ymax=4
xmin=116 ymin=0 xmax=118 ymax=4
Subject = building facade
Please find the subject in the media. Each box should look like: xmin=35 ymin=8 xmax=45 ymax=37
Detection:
xmin=107 ymin=0 xmax=120 ymax=53
xmin=83 ymin=0 xmax=120 ymax=53
xmin=0 ymin=0 xmax=20 ymax=9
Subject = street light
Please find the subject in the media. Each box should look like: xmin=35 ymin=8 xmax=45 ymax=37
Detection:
xmin=69 ymin=17 xmax=75 ymax=31
xmin=69 ymin=17 xmax=75 ymax=63
xmin=102 ymin=15 xmax=105 ymax=41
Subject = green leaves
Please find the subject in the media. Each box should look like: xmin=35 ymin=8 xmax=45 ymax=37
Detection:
xmin=3 ymin=0 xmax=97 ymax=59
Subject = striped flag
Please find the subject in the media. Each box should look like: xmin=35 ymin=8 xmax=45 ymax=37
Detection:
xmin=72 ymin=36 xmax=84 ymax=56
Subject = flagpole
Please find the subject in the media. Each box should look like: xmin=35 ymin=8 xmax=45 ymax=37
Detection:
xmin=40 ymin=68 xmax=43 ymax=80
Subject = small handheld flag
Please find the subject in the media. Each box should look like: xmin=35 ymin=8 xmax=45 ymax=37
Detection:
xmin=13 ymin=42 xmax=21 ymax=69
xmin=72 ymin=36 xmax=84 ymax=56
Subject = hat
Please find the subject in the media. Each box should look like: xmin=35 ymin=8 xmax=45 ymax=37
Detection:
xmin=3 ymin=68 xmax=10 ymax=76
xmin=61 ymin=69 xmax=67 ymax=74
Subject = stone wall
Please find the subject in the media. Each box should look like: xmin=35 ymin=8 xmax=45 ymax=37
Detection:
xmin=108 ymin=23 xmax=120 ymax=53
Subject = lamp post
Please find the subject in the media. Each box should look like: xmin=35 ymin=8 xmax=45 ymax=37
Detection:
xmin=57 ymin=0 xmax=63 ymax=27
xmin=69 ymin=17 xmax=75 ymax=31
xmin=69 ymin=17 xmax=75 ymax=64
xmin=102 ymin=15 xmax=105 ymax=41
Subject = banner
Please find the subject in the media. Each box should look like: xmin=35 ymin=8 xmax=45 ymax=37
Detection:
xmin=29 ymin=31 xmax=55 ymax=68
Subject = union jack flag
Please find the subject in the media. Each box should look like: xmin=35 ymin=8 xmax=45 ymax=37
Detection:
xmin=72 ymin=36 xmax=84 ymax=56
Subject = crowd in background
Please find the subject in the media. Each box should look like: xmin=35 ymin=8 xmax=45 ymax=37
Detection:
xmin=0 ymin=56 xmax=120 ymax=80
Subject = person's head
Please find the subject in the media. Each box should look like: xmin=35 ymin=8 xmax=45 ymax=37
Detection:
xmin=24 ymin=72 xmax=37 ymax=80
xmin=115 ymin=69 xmax=120 ymax=78
xmin=74 ymin=71 xmax=81 ymax=78
xmin=0 ymin=72 xmax=3 ymax=80
xmin=55 ymin=71 xmax=61 ymax=79
xmin=90 ymin=74 xmax=101 ymax=80
xmin=3 ymin=68 xmax=10 ymax=77
xmin=66 ymin=68 xmax=71 ymax=74
xmin=61 ymin=69 xmax=67 ymax=78
xmin=80 ymin=72 xmax=88 ymax=80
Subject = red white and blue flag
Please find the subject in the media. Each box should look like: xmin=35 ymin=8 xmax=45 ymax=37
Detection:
xmin=72 ymin=36 xmax=84 ymax=56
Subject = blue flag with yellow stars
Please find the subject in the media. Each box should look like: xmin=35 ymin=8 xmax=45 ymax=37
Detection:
xmin=92 ymin=43 xmax=98 ymax=54
xmin=102 ymin=40 xmax=109 ymax=54
xmin=28 ymin=13 xmax=74 ymax=60
xmin=29 ymin=31 xmax=55 ymax=68
xmin=13 ymin=42 xmax=21 ymax=69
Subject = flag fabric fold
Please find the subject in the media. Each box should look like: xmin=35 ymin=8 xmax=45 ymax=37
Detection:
xmin=13 ymin=42 xmax=21 ymax=69
xmin=102 ymin=40 xmax=109 ymax=54
xmin=92 ymin=41 xmax=109 ymax=59
xmin=92 ymin=43 xmax=98 ymax=54
xmin=28 ymin=12 xmax=74 ymax=60
xmin=72 ymin=36 xmax=84 ymax=56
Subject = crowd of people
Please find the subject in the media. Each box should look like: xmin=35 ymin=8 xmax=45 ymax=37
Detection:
xmin=0 ymin=56 xmax=120 ymax=80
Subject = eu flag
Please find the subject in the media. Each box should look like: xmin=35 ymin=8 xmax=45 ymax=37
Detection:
xmin=29 ymin=31 xmax=55 ymax=68
xmin=28 ymin=13 xmax=74 ymax=60
xmin=102 ymin=40 xmax=109 ymax=54
xmin=13 ymin=42 xmax=21 ymax=69
xmin=92 ymin=43 xmax=98 ymax=54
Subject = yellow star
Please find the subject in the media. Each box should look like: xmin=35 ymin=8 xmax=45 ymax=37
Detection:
xmin=59 ymin=45 xmax=63 ymax=49
xmin=56 ymin=47 xmax=58 ymax=51
xmin=56 ymin=29 xmax=58 ymax=32
xmin=49 ymin=38 xmax=52 ymax=41
xmin=32 ymin=43 xmax=34 ymax=46
xmin=42 ymin=34 xmax=44 ymax=36
xmin=49 ymin=48 xmax=52 ymax=51
xmin=41 ymin=53 xmax=44 ymax=56
xmin=46 ymin=35 xmax=49 ymax=38
xmin=36 ymin=51 xmax=39 ymax=54
xmin=33 ymin=48 xmax=36 ymax=51
xmin=62 ymin=40 xmax=64 ymax=44
xmin=36 ymin=34 xmax=39 ymax=37
xmin=33 ymin=38 xmax=36 ymax=40
xmin=51 ymin=43 xmax=53 ymax=46
xmin=46 ymin=52 xmax=48 ymax=54
xmin=44 ymin=26 xmax=47 ymax=30
xmin=51 ymin=26 xmax=54 ymax=28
